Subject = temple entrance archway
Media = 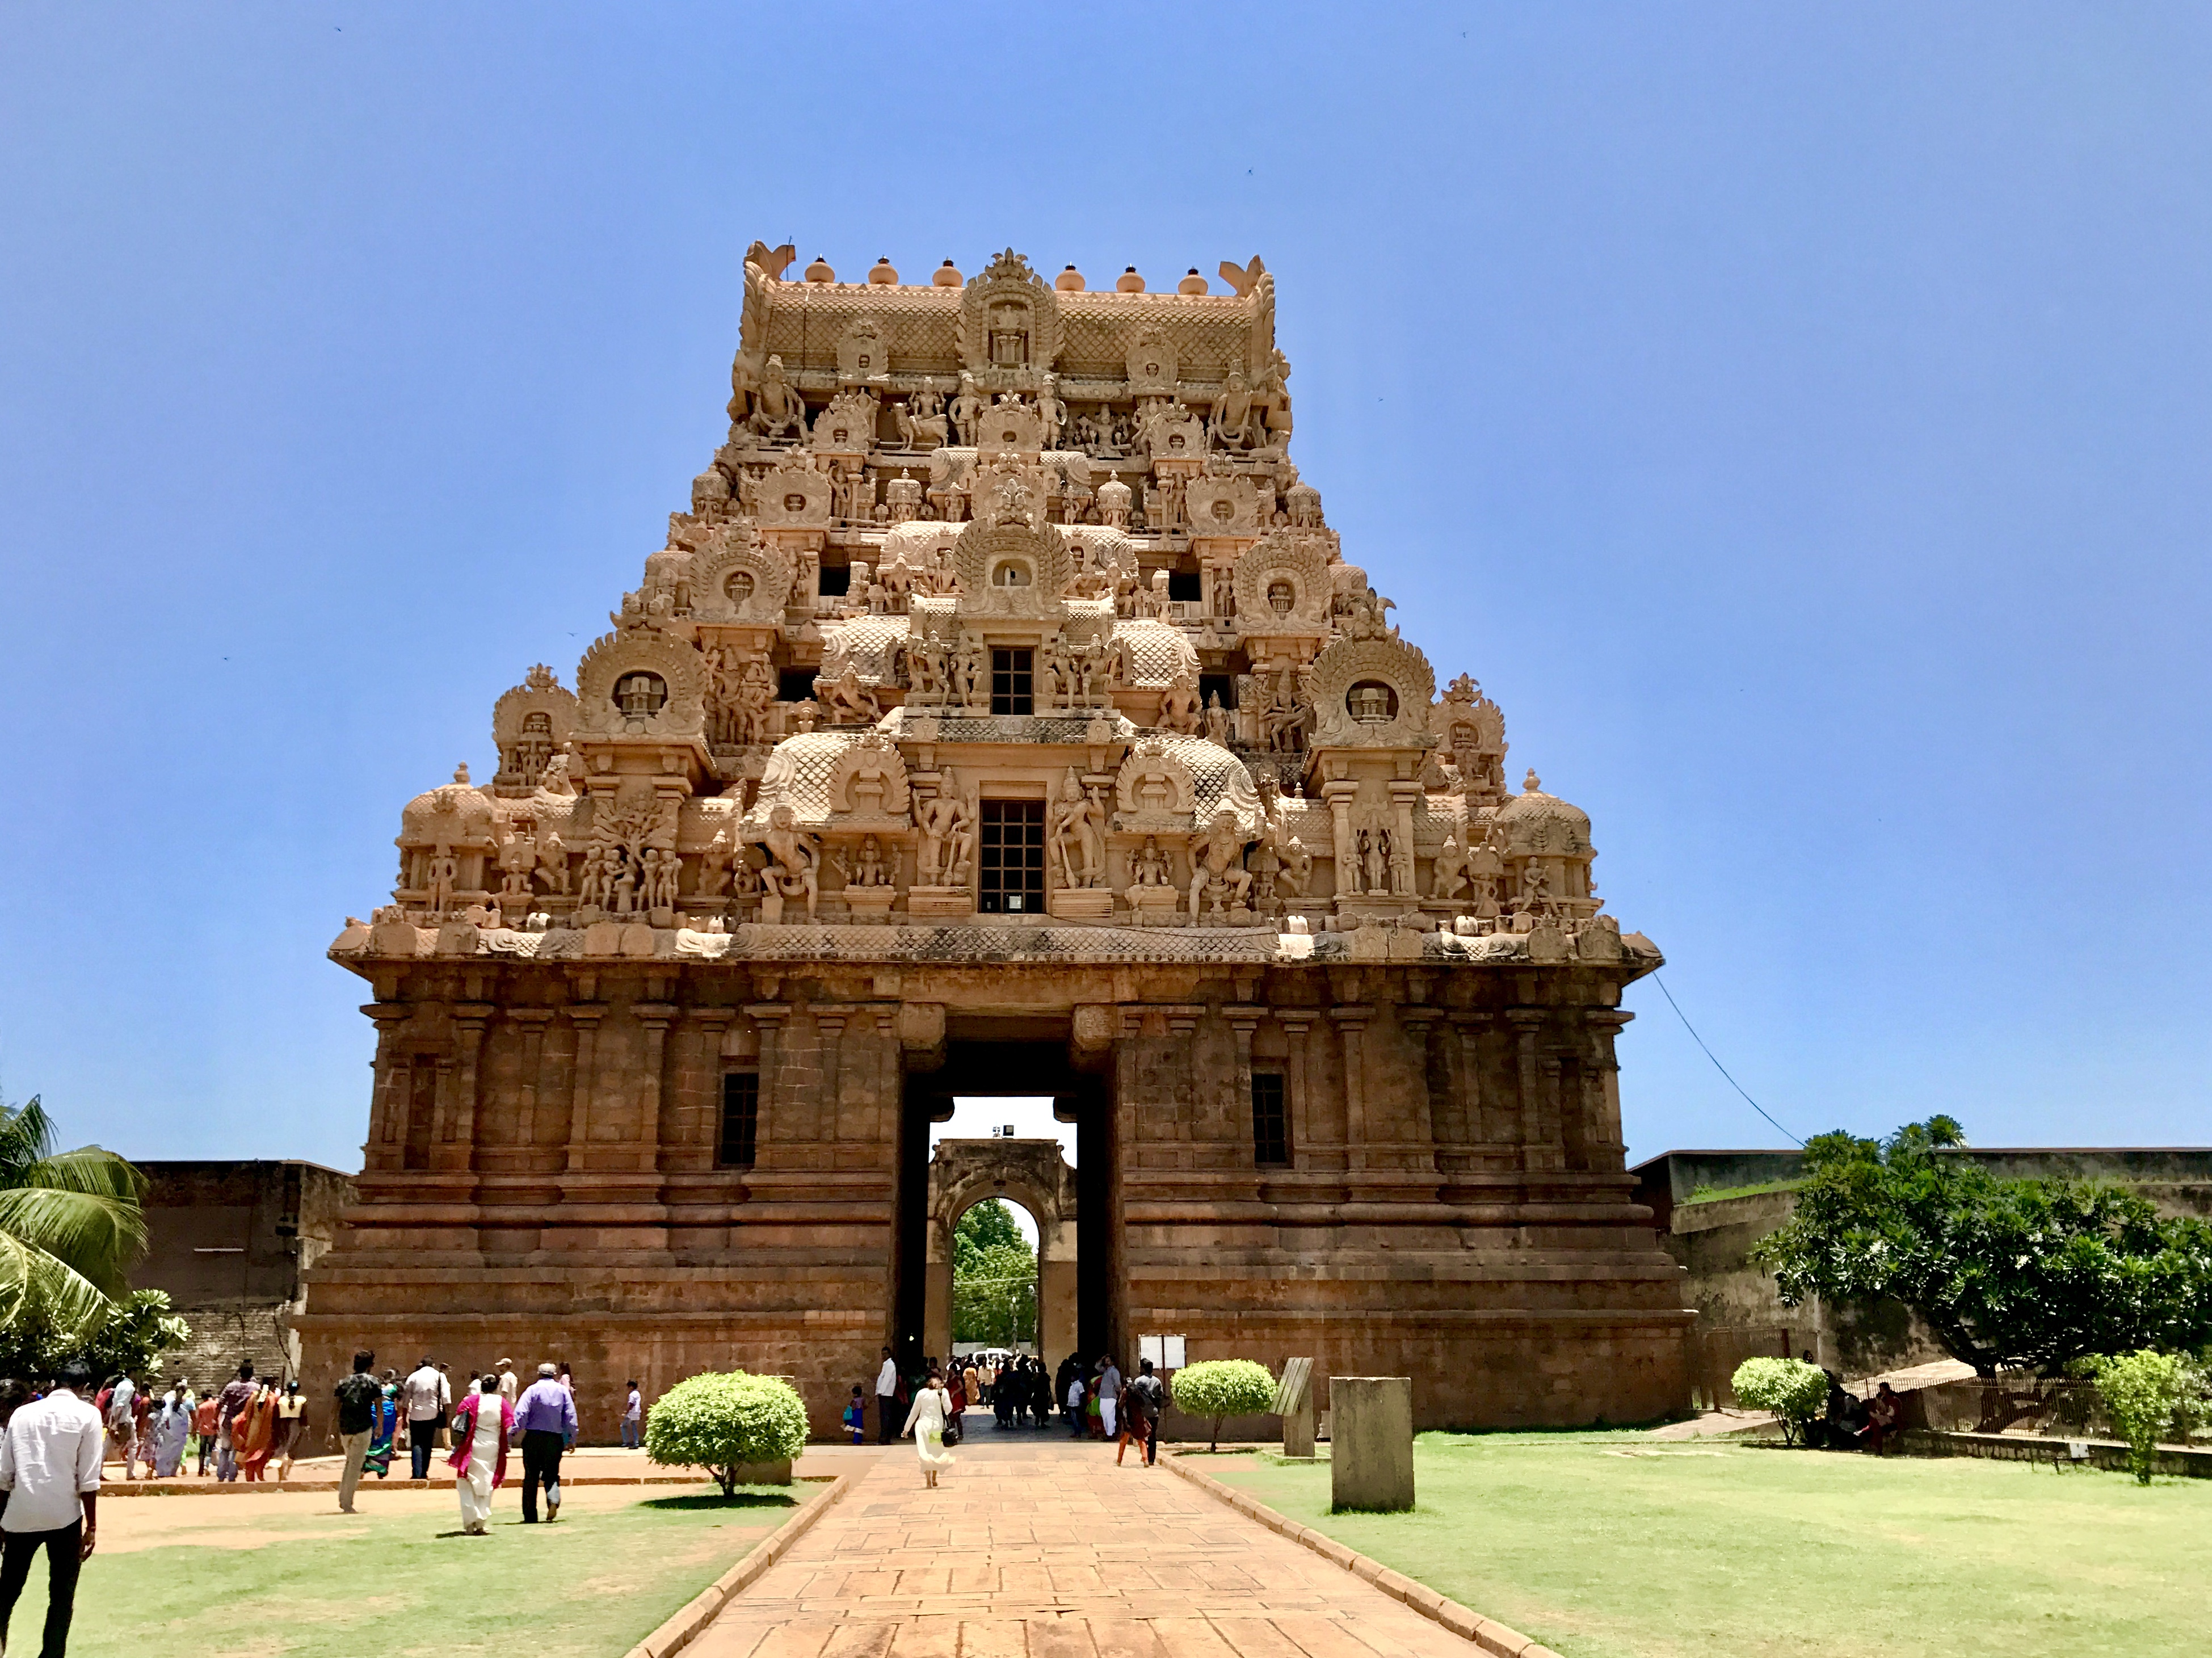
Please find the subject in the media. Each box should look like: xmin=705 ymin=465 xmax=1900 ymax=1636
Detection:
xmin=924 ymin=1139 xmax=1078 ymax=1364
xmin=895 ymin=1030 xmax=1115 ymax=1373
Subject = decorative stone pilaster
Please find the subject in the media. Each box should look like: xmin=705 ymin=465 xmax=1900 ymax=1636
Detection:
xmin=1330 ymin=1004 xmax=1373 ymax=1154
xmin=1506 ymin=1008 xmax=1559 ymax=1171
xmin=748 ymin=1004 xmax=790 ymax=1152
xmin=634 ymin=1002 xmax=678 ymax=1171
xmin=508 ymin=1008 xmax=556 ymax=1157
xmin=361 ymin=1003 xmax=411 ymax=1171
xmin=562 ymin=1003 xmax=607 ymax=1173
xmin=1277 ymin=1013 xmax=1315 ymax=1172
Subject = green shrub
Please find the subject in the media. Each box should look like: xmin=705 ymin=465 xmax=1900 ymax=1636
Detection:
xmin=1731 ymin=1357 xmax=1828 ymax=1446
xmin=643 ymin=1370 xmax=809 ymax=1496
xmin=1169 ymin=1358 xmax=1277 ymax=1450
xmin=2080 ymin=1350 xmax=2197 ymax=1484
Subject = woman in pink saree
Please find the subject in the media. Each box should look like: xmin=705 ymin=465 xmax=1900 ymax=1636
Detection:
xmin=448 ymin=1373 xmax=514 ymax=1534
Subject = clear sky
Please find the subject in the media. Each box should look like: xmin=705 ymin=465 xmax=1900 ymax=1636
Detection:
xmin=2 ymin=4 xmax=2206 ymax=1172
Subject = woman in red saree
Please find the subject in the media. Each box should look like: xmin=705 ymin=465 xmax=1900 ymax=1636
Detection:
xmin=448 ymin=1373 xmax=514 ymax=1534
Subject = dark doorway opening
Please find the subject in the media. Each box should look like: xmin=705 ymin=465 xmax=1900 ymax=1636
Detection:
xmin=895 ymin=1031 xmax=1115 ymax=1375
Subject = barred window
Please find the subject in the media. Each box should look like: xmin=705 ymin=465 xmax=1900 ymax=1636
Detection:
xmin=978 ymin=799 xmax=1045 ymax=915
xmin=991 ymin=648 xmax=1034 ymax=716
xmin=718 ymin=1072 xmax=759 ymax=1168
xmin=1251 ymin=1072 xmax=1290 ymax=1167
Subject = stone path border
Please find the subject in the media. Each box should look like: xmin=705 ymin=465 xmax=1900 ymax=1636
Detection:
xmin=622 ymin=1474 xmax=854 ymax=1658
xmin=1160 ymin=1453 xmax=1561 ymax=1658
xmin=100 ymin=1472 xmax=728 ymax=1496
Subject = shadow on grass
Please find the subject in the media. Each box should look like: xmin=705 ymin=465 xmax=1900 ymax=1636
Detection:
xmin=641 ymin=1492 xmax=799 ymax=1512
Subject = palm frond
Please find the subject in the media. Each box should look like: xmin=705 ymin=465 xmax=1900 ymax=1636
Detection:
xmin=24 ymin=1146 xmax=147 ymax=1203
xmin=0 ymin=1098 xmax=56 ymax=1186
xmin=0 ymin=1185 xmax=146 ymax=1296
xmin=0 ymin=1230 xmax=113 ymax=1337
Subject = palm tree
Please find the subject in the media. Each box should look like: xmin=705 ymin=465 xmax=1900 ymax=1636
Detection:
xmin=0 ymin=1097 xmax=148 ymax=1336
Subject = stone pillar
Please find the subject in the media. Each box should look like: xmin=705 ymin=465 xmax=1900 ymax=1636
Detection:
xmin=1507 ymin=1009 xmax=1558 ymax=1172
xmin=815 ymin=1010 xmax=847 ymax=1142
xmin=361 ymin=1003 xmax=410 ymax=1172
xmin=682 ymin=1009 xmax=737 ymax=1169
xmin=1278 ymin=1015 xmax=1314 ymax=1171
xmin=1583 ymin=1009 xmax=1633 ymax=1170
xmin=1226 ymin=1005 xmax=1263 ymax=1165
xmin=1397 ymin=1004 xmax=1442 ymax=1168
xmin=634 ymin=1002 xmax=676 ymax=1173
xmin=1323 ymin=780 xmax=1359 ymax=897
xmin=562 ymin=1003 xmax=607 ymax=1173
xmin=1330 ymin=1005 xmax=1373 ymax=1164
xmin=510 ymin=1008 xmax=555 ymax=1160
xmin=748 ymin=1004 xmax=789 ymax=1154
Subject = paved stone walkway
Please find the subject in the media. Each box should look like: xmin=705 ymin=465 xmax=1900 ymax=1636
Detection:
xmin=689 ymin=1440 xmax=1465 ymax=1658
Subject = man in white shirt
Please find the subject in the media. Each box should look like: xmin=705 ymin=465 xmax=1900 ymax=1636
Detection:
xmin=1097 ymin=1358 xmax=1122 ymax=1440
xmin=0 ymin=1360 xmax=103 ymax=1658
xmin=495 ymin=1360 xmax=520 ymax=1408
xmin=401 ymin=1357 xmax=445 ymax=1481
xmin=874 ymin=1348 xmax=899 ymax=1444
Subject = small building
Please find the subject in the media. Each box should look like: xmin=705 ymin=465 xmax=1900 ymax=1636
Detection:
xmin=133 ymin=1160 xmax=356 ymax=1385
xmin=1629 ymin=1146 xmax=2212 ymax=1392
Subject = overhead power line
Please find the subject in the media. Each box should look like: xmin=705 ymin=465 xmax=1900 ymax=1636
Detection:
xmin=1651 ymin=973 xmax=1803 ymax=1148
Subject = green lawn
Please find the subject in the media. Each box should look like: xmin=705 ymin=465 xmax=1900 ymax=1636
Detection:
xmin=1206 ymin=1433 xmax=2211 ymax=1658
xmin=23 ymin=1487 xmax=800 ymax=1658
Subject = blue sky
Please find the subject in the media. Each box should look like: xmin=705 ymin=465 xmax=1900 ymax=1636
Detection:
xmin=2 ymin=4 xmax=2206 ymax=1170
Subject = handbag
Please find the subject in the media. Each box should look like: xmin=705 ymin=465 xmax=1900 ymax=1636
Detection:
xmin=943 ymin=1417 xmax=962 ymax=1447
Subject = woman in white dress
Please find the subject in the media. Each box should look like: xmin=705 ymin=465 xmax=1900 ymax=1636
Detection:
xmin=901 ymin=1369 xmax=954 ymax=1487
xmin=447 ymin=1373 xmax=512 ymax=1534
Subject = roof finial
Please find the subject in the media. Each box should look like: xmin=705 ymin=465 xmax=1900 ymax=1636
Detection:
xmin=1523 ymin=768 xmax=1541 ymax=794
xmin=454 ymin=762 xmax=472 ymax=785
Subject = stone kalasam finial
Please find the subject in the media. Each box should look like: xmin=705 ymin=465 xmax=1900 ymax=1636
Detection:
xmin=1524 ymin=768 xmax=1541 ymax=794
xmin=454 ymin=763 xmax=471 ymax=785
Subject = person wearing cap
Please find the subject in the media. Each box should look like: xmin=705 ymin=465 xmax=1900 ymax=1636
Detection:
xmin=512 ymin=1363 xmax=578 ymax=1523
xmin=495 ymin=1360 xmax=519 ymax=1409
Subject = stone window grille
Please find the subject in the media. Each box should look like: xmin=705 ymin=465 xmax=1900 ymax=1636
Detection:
xmin=718 ymin=1072 xmax=760 ymax=1168
xmin=990 ymin=649 xmax=1034 ymax=716
xmin=1251 ymin=1072 xmax=1290 ymax=1167
xmin=977 ymin=799 xmax=1045 ymax=915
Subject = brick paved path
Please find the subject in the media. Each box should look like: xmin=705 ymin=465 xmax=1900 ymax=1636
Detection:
xmin=689 ymin=1438 xmax=1465 ymax=1658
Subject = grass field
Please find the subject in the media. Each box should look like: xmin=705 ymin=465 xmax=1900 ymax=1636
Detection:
xmin=11 ymin=1481 xmax=801 ymax=1658
xmin=1206 ymin=1433 xmax=2211 ymax=1658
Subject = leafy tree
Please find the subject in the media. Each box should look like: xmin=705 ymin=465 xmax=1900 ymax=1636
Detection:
xmin=2076 ymin=1351 xmax=2210 ymax=1484
xmin=1751 ymin=1117 xmax=2212 ymax=1376
xmin=952 ymin=1202 xmax=1037 ymax=1347
xmin=643 ymin=1370 xmax=810 ymax=1496
xmin=0 ymin=1289 xmax=191 ymax=1385
xmin=1169 ymin=1358 xmax=1277 ymax=1450
xmin=0 ymin=1097 xmax=149 ymax=1343
xmin=1730 ymin=1357 xmax=1828 ymax=1446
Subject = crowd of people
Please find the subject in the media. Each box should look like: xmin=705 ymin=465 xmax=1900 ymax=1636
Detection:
xmin=868 ymin=1348 xmax=1168 ymax=1484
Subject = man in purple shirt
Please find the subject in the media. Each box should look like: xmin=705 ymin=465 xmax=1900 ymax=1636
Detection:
xmin=512 ymin=1364 xmax=577 ymax=1523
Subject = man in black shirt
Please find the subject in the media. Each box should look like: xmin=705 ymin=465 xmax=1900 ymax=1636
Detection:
xmin=1121 ymin=1360 xmax=1166 ymax=1466
xmin=329 ymin=1351 xmax=381 ymax=1514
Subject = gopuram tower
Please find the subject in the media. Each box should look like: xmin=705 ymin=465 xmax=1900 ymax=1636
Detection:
xmin=297 ymin=246 xmax=1694 ymax=1432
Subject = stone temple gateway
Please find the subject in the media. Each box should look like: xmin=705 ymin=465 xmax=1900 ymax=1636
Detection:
xmin=297 ymin=245 xmax=1694 ymax=1434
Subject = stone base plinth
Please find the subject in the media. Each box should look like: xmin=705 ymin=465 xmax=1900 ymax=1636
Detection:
xmin=906 ymin=886 xmax=972 ymax=920
xmin=841 ymin=887 xmax=899 ymax=923
xmin=1048 ymin=889 xmax=1115 ymax=923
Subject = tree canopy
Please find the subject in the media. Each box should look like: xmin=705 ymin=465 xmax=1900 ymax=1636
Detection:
xmin=952 ymin=1200 xmax=1037 ymax=1347
xmin=1751 ymin=1117 xmax=2212 ymax=1375
xmin=0 ymin=1096 xmax=150 ymax=1342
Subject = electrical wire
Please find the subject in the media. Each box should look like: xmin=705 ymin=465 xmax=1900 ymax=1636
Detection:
xmin=1651 ymin=973 xmax=1803 ymax=1147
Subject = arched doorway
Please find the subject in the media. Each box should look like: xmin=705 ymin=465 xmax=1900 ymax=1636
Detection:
xmin=924 ymin=1139 xmax=1078 ymax=1364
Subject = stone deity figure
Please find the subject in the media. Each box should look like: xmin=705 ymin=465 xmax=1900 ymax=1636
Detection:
xmin=1037 ymin=374 xmax=1066 ymax=449
xmin=1187 ymin=811 xmax=1254 ymax=924
xmin=746 ymin=355 xmax=805 ymax=441
xmin=1261 ymin=668 xmax=1306 ymax=754
xmin=534 ymin=828 xmax=570 ymax=894
xmin=1157 ymin=668 xmax=1202 ymax=735
xmin=1465 ymin=827 xmax=1504 ymax=917
xmin=949 ymin=372 xmax=987 ymax=447
xmin=955 ymin=639 xmax=989 ymax=708
xmin=831 ymin=835 xmax=894 ymax=889
xmin=611 ymin=853 xmax=639 ymax=915
xmin=427 ymin=845 xmax=460 ymax=915
xmin=756 ymin=805 xmax=822 ymax=921
xmin=1429 ymin=833 xmax=1470 ymax=901
xmin=1048 ymin=769 xmax=1108 ymax=890
xmin=576 ymin=843 xmax=607 ymax=908
xmin=1124 ymin=836 xmax=1174 ymax=915
xmin=1203 ymin=693 xmax=1231 ymax=747
xmin=1277 ymin=834 xmax=1313 ymax=900
xmin=915 ymin=777 xmax=975 ymax=887
xmin=1518 ymin=857 xmax=1552 ymax=918
xmin=698 ymin=828 xmax=734 ymax=898
xmin=1041 ymin=634 xmax=1075 ymax=711
xmin=497 ymin=832 xmax=537 ymax=902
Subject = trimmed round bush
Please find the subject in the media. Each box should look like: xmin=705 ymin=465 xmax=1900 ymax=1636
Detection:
xmin=1169 ymin=1358 xmax=1278 ymax=1450
xmin=644 ymin=1369 xmax=810 ymax=1496
xmin=1731 ymin=1356 xmax=1829 ymax=1446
